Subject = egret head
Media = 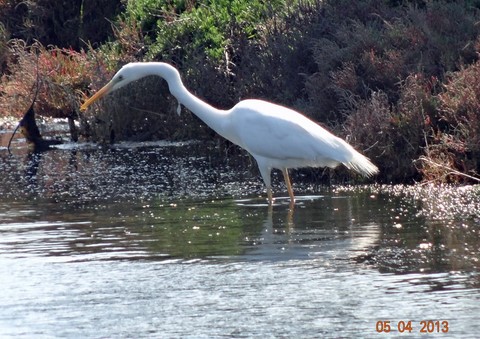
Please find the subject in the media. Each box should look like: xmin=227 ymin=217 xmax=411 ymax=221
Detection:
xmin=80 ymin=63 xmax=146 ymax=111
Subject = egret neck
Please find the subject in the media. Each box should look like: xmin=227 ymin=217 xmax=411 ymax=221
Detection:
xmin=142 ymin=63 xmax=231 ymax=140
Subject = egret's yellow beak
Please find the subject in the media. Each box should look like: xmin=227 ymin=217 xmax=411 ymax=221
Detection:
xmin=80 ymin=81 xmax=115 ymax=111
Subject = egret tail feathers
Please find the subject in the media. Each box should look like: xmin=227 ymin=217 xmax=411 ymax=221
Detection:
xmin=345 ymin=152 xmax=379 ymax=177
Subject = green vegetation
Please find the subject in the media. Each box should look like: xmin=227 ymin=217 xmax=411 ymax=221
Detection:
xmin=125 ymin=0 xmax=286 ymax=61
xmin=1 ymin=0 xmax=480 ymax=184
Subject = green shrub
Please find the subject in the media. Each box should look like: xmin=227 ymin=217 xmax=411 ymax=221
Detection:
xmin=124 ymin=0 xmax=288 ymax=62
xmin=86 ymin=0 xmax=320 ymax=143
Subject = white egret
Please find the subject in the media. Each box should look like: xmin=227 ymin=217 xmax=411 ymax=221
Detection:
xmin=81 ymin=62 xmax=378 ymax=203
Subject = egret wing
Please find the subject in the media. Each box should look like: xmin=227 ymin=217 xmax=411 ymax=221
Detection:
xmin=231 ymin=100 xmax=352 ymax=166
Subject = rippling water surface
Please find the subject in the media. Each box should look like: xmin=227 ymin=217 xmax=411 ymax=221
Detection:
xmin=1 ymin=137 xmax=479 ymax=338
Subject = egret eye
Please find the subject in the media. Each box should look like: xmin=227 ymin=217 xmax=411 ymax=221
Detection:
xmin=117 ymin=75 xmax=124 ymax=81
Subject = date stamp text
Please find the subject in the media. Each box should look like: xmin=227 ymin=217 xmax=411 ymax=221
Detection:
xmin=376 ymin=320 xmax=449 ymax=334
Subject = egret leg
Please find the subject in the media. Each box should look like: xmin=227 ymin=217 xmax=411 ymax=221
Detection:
xmin=257 ymin=161 xmax=273 ymax=205
xmin=267 ymin=187 xmax=273 ymax=205
xmin=287 ymin=205 xmax=294 ymax=227
xmin=282 ymin=168 xmax=295 ymax=203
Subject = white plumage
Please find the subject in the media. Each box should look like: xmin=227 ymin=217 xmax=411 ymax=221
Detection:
xmin=81 ymin=62 xmax=378 ymax=203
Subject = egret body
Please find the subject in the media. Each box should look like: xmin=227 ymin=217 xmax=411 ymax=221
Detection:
xmin=81 ymin=62 xmax=378 ymax=203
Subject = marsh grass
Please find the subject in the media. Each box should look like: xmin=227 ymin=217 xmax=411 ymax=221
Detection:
xmin=0 ymin=40 xmax=96 ymax=141
xmin=308 ymin=0 xmax=480 ymax=183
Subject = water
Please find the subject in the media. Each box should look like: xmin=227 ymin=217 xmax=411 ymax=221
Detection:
xmin=1 ymin=136 xmax=479 ymax=338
